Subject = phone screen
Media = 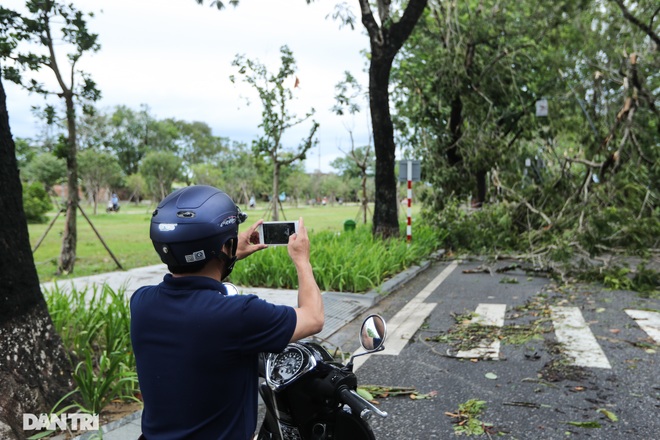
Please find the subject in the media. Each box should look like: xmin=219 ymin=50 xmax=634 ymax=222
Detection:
xmin=262 ymin=222 xmax=297 ymax=245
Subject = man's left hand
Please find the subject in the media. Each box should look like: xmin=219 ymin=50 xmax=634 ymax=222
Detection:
xmin=236 ymin=219 xmax=268 ymax=260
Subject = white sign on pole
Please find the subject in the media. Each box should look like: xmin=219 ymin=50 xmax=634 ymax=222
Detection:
xmin=398 ymin=160 xmax=421 ymax=182
xmin=536 ymin=99 xmax=548 ymax=117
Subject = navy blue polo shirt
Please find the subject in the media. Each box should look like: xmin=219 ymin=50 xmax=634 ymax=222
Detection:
xmin=130 ymin=274 xmax=297 ymax=440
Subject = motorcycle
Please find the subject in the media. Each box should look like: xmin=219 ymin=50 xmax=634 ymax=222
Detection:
xmin=256 ymin=314 xmax=388 ymax=440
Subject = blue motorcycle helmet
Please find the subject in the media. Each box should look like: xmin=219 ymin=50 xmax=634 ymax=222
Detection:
xmin=150 ymin=185 xmax=247 ymax=278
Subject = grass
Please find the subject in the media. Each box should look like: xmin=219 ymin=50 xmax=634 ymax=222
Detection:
xmin=30 ymin=203 xmax=160 ymax=282
xmin=29 ymin=201 xmax=423 ymax=284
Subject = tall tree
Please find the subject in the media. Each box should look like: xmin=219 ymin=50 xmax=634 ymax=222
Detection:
xmin=356 ymin=0 xmax=428 ymax=237
xmin=0 ymin=72 xmax=74 ymax=440
xmin=231 ymin=45 xmax=318 ymax=221
xmin=0 ymin=1 xmax=101 ymax=275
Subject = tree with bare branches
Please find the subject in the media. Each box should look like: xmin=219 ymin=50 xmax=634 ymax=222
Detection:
xmin=0 ymin=1 xmax=101 ymax=275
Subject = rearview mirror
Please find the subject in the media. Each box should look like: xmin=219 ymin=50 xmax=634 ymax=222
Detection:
xmin=359 ymin=314 xmax=387 ymax=352
xmin=223 ymin=283 xmax=240 ymax=296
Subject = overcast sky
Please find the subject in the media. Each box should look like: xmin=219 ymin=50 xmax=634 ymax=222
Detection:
xmin=3 ymin=0 xmax=373 ymax=173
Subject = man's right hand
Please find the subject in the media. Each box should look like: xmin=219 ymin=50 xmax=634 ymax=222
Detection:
xmin=287 ymin=217 xmax=311 ymax=266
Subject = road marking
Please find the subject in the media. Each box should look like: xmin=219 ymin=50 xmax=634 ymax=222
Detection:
xmin=471 ymin=303 xmax=507 ymax=326
xmin=625 ymin=309 xmax=660 ymax=344
xmin=550 ymin=306 xmax=611 ymax=369
xmin=352 ymin=260 xmax=458 ymax=370
xmin=455 ymin=304 xmax=507 ymax=360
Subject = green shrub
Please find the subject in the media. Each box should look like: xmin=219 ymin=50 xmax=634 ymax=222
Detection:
xmin=423 ymin=198 xmax=522 ymax=253
xmin=44 ymin=284 xmax=139 ymax=414
xmin=23 ymin=182 xmax=53 ymax=223
xmin=633 ymin=263 xmax=660 ymax=298
xmin=576 ymin=262 xmax=659 ymax=299
xmin=581 ymin=205 xmax=660 ymax=254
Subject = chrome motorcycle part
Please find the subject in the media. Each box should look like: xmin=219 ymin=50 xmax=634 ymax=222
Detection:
xmin=266 ymin=343 xmax=317 ymax=391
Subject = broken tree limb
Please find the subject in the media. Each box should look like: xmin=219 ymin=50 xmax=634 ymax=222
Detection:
xmin=564 ymin=157 xmax=602 ymax=169
xmin=499 ymin=185 xmax=553 ymax=226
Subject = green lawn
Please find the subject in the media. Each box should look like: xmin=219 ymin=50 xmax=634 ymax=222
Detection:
xmin=29 ymin=201 xmax=421 ymax=283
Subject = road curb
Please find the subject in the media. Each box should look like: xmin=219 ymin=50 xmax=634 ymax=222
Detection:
xmin=72 ymin=410 xmax=142 ymax=440
xmin=363 ymin=249 xmax=445 ymax=308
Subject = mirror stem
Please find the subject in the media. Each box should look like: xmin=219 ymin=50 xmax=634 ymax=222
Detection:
xmin=346 ymin=345 xmax=385 ymax=371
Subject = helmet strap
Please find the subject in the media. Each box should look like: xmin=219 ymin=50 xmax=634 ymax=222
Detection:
xmin=217 ymin=251 xmax=237 ymax=280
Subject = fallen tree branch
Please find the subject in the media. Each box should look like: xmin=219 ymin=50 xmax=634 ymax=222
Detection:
xmin=499 ymin=185 xmax=553 ymax=226
xmin=564 ymin=157 xmax=602 ymax=168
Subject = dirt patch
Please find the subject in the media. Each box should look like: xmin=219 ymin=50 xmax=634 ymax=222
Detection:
xmin=99 ymin=400 xmax=143 ymax=425
xmin=538 ymin=358 xmax=588 ymax=382
xmin=538 ymin=341 xmax=588 ymax=382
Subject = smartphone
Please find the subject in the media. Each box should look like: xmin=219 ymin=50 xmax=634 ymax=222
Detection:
xmin=258 ymin=221 xmax=299 ymax=246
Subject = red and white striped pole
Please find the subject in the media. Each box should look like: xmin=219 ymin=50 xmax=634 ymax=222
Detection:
xmin=407 ymin=160 xmax=412 ymax=244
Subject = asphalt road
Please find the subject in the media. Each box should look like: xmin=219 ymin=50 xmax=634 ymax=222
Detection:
xmin=332 ymin=258 xmax=660 ymax=440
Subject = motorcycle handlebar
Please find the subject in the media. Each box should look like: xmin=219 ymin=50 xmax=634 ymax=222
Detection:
xmin=338 ymin=387 xmax=388 ymax=420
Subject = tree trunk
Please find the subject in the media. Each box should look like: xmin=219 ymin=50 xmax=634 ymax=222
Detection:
xmin=0 ymin=74 xmax=74 ymax=440
xmin=447 ymin=95 xmax=463 ymax=166
xmin=360 ymin=0 xmax=428 ymax=238
xmin=57 ymin=94 xmax=79 ymax=275
xmin=362 ymin=174 xmax=368 ymax=224
xmin=475 ymin=169 xmax=487 ymax=207
xmin=369 ymin=50 xmax=400 ymax=238
xmin=272 ymin=161 xmax=280 ymax=221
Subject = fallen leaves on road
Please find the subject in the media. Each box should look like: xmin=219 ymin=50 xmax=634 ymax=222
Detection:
xmin=565 ymin=420 xmax=601 ymax=428
xmin=502 ymin=401 xmax=541 ymax=409
xmin=446 ymin=399 xmax=498 ymax=436
xmin=596 ymin=408 xmax=618 ymax=422
xmin=357 ymin=385 xmax=437 ymax=403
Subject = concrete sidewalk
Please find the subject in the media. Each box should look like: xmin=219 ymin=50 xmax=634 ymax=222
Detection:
xmin=41 ymin=263 xmax=379 ymax=341
xmin=42 ymin=260 xmax=433 ymax=440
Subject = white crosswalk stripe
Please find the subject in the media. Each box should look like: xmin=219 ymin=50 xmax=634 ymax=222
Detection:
xmin=550 ymin=306 xmax=612 ymax=369
xmin=625 ymin=309 xmax=660 ymax=344
xmin=455 ymin=304 xmax=507 ymax=360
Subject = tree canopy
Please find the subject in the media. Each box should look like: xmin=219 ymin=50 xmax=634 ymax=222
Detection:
xmin=391 ymin=0 xmax=658 ymax=262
